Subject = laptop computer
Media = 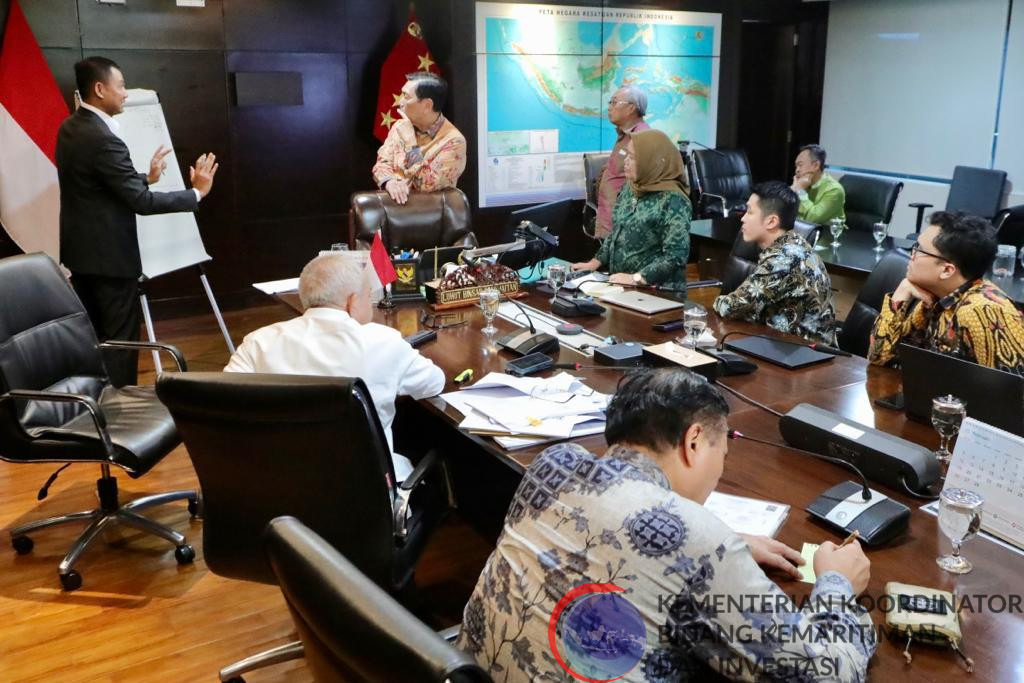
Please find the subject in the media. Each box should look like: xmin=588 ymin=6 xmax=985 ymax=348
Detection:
xmin=724 ymin=335 xmax=834 ymax=370
xmin=598 ymin=290 xmax=686 ymax=315
xmin=898 ymin=344 xmax=1024 ymax=436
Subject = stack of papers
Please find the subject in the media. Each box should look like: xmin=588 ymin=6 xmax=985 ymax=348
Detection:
xmin=441 ymin=372 xmax=609 ymax=449
xmin=703 ymin=491 xmax=790 ymax=537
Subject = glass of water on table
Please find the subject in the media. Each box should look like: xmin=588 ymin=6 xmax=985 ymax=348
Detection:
xmin=681 ymin=304 xmax=708 ymax=348
xmin=478 ymin=287 xmax=500 ymax=336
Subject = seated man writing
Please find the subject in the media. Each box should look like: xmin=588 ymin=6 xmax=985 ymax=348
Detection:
xmin=372 ymin=72 xmax=466 ymax=205
xmin=224 ymin=252 xmax=445 ymax=480
xmin=792 ymin=144 xmax=845 ymax=225
xmin=458 ymin=367 xmax=875 ymax=681
xmin=714 ymin=181 xmax=838 ymax=345
xmin=868 ymin=211 xmax=1024 ymax=374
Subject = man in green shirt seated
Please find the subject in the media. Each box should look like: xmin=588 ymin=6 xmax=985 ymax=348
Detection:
xmin=792 ymin=144 xmax=845 ymax=225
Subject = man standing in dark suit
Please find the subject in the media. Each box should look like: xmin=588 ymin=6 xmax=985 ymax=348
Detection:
xmin=57 ymin=56 xmax=218 ymax=386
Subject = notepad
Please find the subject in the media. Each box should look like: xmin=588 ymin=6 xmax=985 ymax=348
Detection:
xmin=704 ymin=491 xmax=790 ymax=538
xmin=798 ymin=543 xmax=819 ymax=584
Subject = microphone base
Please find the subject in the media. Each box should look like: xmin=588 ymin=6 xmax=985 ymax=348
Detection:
xmin=496 ymin=329 xmax=560 ymax=356
xmin=806 ymin=480 xmax=910 ymax=546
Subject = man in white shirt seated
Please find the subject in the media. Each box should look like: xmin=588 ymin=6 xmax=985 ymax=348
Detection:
xmin=224 ymin=252 xmax=446 ymax=481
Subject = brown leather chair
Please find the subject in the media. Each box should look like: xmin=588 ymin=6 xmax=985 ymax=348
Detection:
xmin=350 ymin=188 xmax=478 ymax=252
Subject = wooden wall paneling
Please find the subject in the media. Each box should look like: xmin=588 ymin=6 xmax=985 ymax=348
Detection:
xmin=17 ymin=0 xmax=80 ymax=48
xmin=240 ymin=216 xmax=348 ymax=283
xmin=223 ymin=0 xmax=347 ymax=53
xmin=77 ymin=0 xmax=225 ymax=51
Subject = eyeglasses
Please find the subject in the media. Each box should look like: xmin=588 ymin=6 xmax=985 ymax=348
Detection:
xmin=910 ymin=242 xmax=948 ymax=262
xmin=607 ymin=99 xmax=632 ymax=108
xmin=419 ymin=311 xmax=467 ymax=330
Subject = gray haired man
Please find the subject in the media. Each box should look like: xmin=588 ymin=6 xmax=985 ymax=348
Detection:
xmin=596 ymin=85 xmax=651 ymax=238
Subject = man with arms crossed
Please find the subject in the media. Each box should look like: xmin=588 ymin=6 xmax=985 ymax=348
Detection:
xmin=459 ymin=368 xmax=875 ymax=681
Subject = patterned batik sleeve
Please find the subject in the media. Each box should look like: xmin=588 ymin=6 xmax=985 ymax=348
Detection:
xmin=638 ymin=193 xmax=692 ymax=286
xmin=713 ymin=253 xmax=782 ymax=321
xmin=866 ymin=294 xmax=927 ymax=366
xmin=410 ymin=135 xmax=467 ymax=191
xmin=372 ymin=125 xmax=405 ymax=187
xmin=955 ymin=302 xmax=1024 ymax=373
xmin=655 ymin=531 xmax=876 ymax=682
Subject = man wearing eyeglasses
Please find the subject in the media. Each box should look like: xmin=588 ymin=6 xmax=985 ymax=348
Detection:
xmin=224 ymin=252 xmax=445 ymax=479
xmin=868 ymin=211 xmax=1024 ymax=374
xmin=594 ymin=86 xmax=651 ymax=239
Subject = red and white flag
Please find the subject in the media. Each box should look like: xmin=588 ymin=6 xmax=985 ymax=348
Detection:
xmin=366 ymin=230 xmax=397 ymax=292
xmin=0 ymin=0 xmax=69 ymax=262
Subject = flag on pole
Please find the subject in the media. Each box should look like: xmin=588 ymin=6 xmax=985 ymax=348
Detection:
xmin=373 ymin=7 xmax=440 ymax=142
xmin=0 ymin=0 xmax=69 ymax=262
xmin=366 ymin=230 xmax=397 ymax=291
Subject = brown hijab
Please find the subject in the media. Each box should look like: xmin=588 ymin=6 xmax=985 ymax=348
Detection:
xmin=628 ymin=128 xmax=687 ymax=197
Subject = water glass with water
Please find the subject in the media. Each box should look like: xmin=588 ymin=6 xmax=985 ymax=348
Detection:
xmin=872 ymin=222 xmax=888 ymax=252
xmin=937 ymin=488 xmax=984 ymax=574
xmin=682 ymin=305 xmax=708 ymax=348
xmin=931 ymin=394 xmax=966 ymax=470
xmin=993 ymin=244 xmax=1016 ymax=278
xmin=828 ymin=218 xmax=845 ymax=248
xmin=547 ymin=264 xmax=567 ymax=303
xmin=479 ymin=288 xmax=500 ymax=335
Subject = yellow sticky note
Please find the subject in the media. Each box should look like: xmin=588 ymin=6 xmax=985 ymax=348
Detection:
xmin=798 ymin=543 xmax=819 ymax=584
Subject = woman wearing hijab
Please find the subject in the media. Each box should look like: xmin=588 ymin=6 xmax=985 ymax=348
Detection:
xmin=571 ymin=128 xmax=691 ymax=291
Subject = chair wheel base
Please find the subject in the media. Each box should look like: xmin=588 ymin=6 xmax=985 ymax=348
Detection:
xmin=174 ymin=544 xmax=195 ymax=564
xmin=60 ymin=570 xmax=82 ymax=592
xmin=223 ymin=678 xmax=245 ymax=683
xmin=12 ymin=535 xmax=34 ymax=555
xmin=187 ymin=497 xmax=201 ymax=517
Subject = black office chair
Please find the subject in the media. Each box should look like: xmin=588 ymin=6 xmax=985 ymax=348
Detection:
xmin=156 ymin=372 xmax=449 ymax=683
xmin=582 ymin=152 xmax=610 ymax=239
xmin=719 ymin=232 xmax=761 ymax=295
xmin=0 ymin=253 xmax=197 ymax=591
xmin=793 ymin=219 xmax=821 ymax=247
xmin=994 ymin=204 xmax=1024 ymax=250
xmin=839 ymin=174 xmax=903 ymax=233
xmin=690 ymin=148 xmax=752 ymax=219
xmin=909 ymin=166 xmax=1007 ymax=234
xmin=264 ymin=516 xmax=491 ymax=683
xmin=837 ymin=250 xmax=911 ymax=357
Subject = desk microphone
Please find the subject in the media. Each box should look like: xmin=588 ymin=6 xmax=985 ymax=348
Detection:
xmin=496 ymin=294 xmax=560 ymax=356
xmin=728 ymin=429 xmax=872 ymax=501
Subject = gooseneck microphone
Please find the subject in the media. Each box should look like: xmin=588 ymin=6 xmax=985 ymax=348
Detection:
xmin=495 ymin=293 xmax=560 ymax=356
xmin=729 ymin=429 xmax=873 ymax=502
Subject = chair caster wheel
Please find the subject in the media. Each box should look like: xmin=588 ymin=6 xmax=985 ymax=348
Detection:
xmin=224 ymin=678 xmax=245 ymax=683
xmin=175 ymin=544 xmax=195 ymax=564
xmin=187 ymin=497 xmax=201 ymax=518
xmin=60 ymin=570 xmax=82 ymax=592
xmin=12 ymin=536 xmax=33 ymax=555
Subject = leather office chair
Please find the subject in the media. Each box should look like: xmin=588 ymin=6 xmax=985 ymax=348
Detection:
xmin=909 ymin=166 xmax=1007 ymax=234
xmin=719 ymin=232 xmax=761 ymax=296
xmin=156 ymin=372 xmax=448 ymax=682
xmin=0 ymin=253 xmax=197 ymax=591
xmin=793 ymin=219 xmax=821 ymax=247
xmin=690 ymin=148 xmax=752 ymax=219
xmin=837 ymin=250 xmax=911 ymax=357
xmin=350 ymin=188 xmax=478 ymax=252
xmin=265 ymin=516 xmax=491 ymax=683
xmin=994 ymin=204 xmax=1024 ymax=250
xmin=582 ymin=152 xmax=610 ymax=239
xmin=838 ymin=174 xmax=903 ymax=232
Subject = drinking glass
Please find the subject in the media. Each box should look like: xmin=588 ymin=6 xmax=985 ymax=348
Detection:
xmin=993 ymin=244 xmax=1016 ymax=278
xmin=931 ymin=394 xmax=966 ymax=470
xmin=478 ymin=288 xmax=500 ymax=335
xmin=547 ymin=264 xmax=567 ymax=303
xmin=936 ymin=488 xmax=984 ymax=574
xmin=872 ymin=222 xmax=889 ymax=252
xmin=682 ymin=305 xmax=708 ymax=348
xmin=828 ymin=218 xmax=845 ymax=248
xmin=330 ymin=242 xmax=349 ymax=251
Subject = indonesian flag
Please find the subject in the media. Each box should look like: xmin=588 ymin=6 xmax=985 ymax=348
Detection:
xmin=373 ymin=8 xmax=440 ymax=142
xmin=366 ymin=230 xmax=397 ymax=291
xmin=0 ymin=0 xmax=69 ymax=262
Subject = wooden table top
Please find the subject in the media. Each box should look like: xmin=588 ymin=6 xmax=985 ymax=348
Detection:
xmin=274 ymin=286 xmax=1024 ymax=681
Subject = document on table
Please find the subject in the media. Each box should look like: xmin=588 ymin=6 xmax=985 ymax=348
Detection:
xmin=703 ymin=491 xmax=790 ymax=538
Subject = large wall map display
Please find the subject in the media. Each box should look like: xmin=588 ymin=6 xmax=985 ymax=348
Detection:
xmin=475 ymin=3 xmax=721 ymax=207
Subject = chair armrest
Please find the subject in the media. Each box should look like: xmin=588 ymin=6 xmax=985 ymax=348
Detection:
xmin=584 ymin=199 xmax=598 ymax=213
xmin=437 ymin=624 xmax=461 ymax=643
xmin=908 ymin=202 xmax=933 ymax=209
xmin=99 ymin=341 xmax=187 ymax=372
xmin=3 ymin=389 xmax=115 ymax=458
xmin=399 ymin=448 xmax=441 ymax=492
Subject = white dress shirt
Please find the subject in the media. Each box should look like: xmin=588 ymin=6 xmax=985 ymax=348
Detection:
xmin=224 ymin=307 xmax=445 ymax=480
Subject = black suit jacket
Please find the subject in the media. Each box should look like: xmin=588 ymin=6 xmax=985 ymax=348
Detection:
xmin=56 ymin=107 xmax=199 ymax=278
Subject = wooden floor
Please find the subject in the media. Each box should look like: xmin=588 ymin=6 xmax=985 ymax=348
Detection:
xmin=0 ymin=301 xmax=494 ymax=682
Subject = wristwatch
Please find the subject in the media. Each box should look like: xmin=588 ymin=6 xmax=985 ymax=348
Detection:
xmin=632 ymin=272 xmax=643 ymax=285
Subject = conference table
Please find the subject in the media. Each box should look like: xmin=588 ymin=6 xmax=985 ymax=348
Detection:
xmin=690 ymin=215 xmax=1024 ymax=305
xmin=271 ymin=284 xmax=1024 ymax=682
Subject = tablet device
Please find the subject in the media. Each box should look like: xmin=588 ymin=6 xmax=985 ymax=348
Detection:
xmin=724 ymin=335 xmax=834 ymax=370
